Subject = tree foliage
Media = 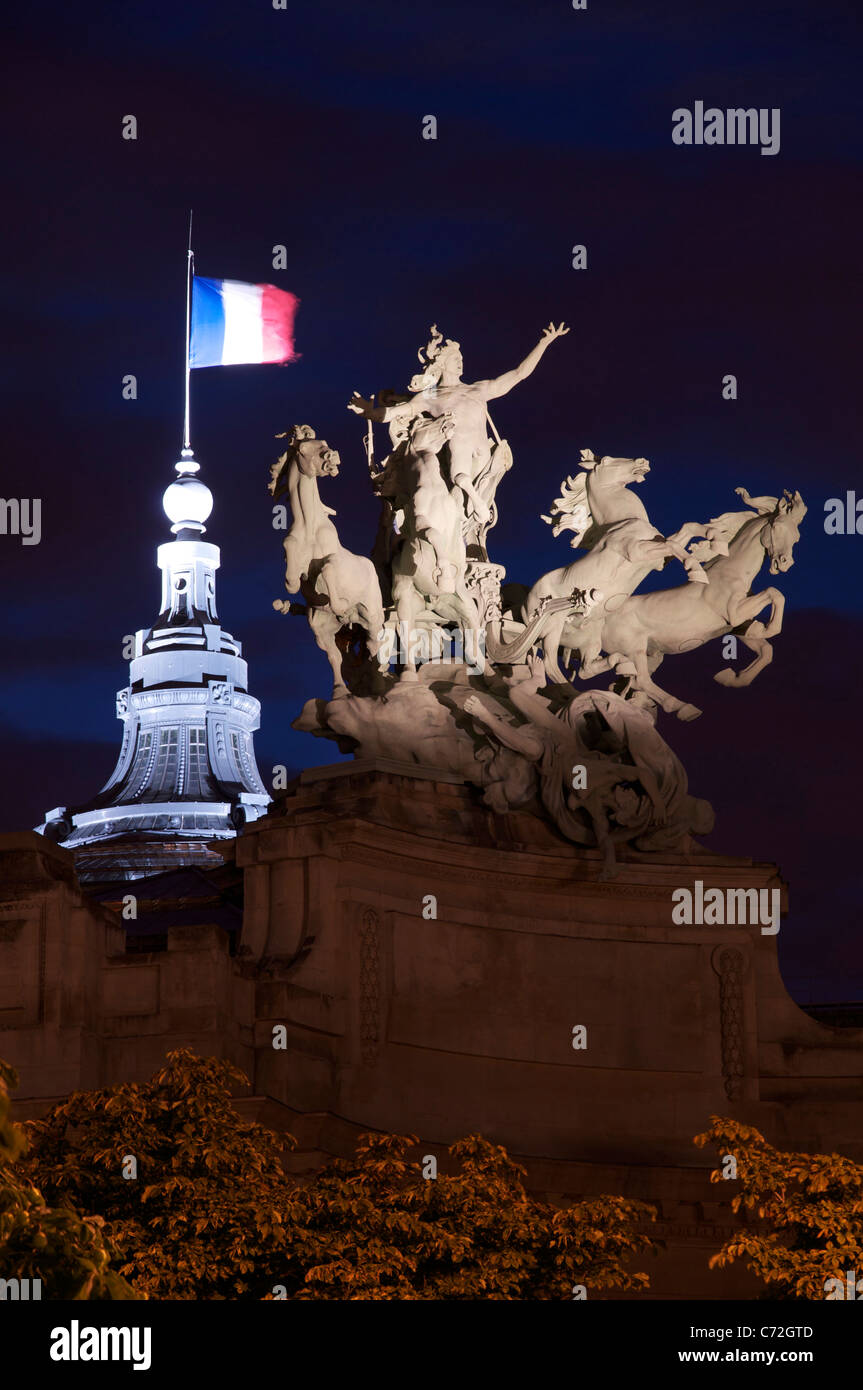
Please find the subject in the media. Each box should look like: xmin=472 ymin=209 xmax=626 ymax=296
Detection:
xmin=695 ymin=1115 xmax=863 ymax=1299
xmin=0 ymin=1059 xmax=135 ymax=1299
xmin=280 ymin=1130 xmax=657 ymax=1300
xmin=20 ymin=1049 xmax=298 ymax=1300
xmin=22 ymin=1048 xmax=658 ymax=1299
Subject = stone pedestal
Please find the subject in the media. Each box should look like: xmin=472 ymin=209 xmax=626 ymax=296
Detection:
xmin=234 ymin=760 xmax=863 ymax=1296
xmin=3 ymin=763 xmax=862 ymax=1299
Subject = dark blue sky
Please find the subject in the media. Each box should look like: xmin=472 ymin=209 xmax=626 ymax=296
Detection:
xmin=1 ymin=0 xmax=861 ymax=999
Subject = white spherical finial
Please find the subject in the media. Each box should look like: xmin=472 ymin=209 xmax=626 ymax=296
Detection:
xmin=163 ymin=452 xmax=213 ymax=534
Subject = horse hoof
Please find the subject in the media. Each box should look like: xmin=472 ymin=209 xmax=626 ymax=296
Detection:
xmin=677 ymin=703 xmax=702 ymax=721
xmin=607 ymin=653 xmax=636 ymax=675
xmin=713 ymin=670 xmax=738 ymax=687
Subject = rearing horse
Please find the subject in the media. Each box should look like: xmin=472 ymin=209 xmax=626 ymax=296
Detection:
xmin=596 ymin=488 xmax=807 ymax=720
xmin=488 ymin=451 xmax=716 ymax=678
xmin=269 ymin=426 xmax=386 ymax=696
xmin=389 ymin=414 xmax=482 ymax=679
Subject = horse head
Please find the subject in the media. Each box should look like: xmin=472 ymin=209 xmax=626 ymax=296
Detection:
xmin=542 ymin=451 xmax=651 ymax=546
xmin=580 ymin=449 xmax=651 ymax=488
xmin=269 ymin=425 xmax=341 ymax=501
xmin=408 ymin=411 xmax=456 ymax=457
xmin=762 ymin=490 xmax=807 ymax=574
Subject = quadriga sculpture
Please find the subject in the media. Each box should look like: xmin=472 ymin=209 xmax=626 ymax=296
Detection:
xmin=269 ymin=317 xmax=806 ymax=872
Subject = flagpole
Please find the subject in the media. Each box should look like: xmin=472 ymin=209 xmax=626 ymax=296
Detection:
xmin=182 ymin=209 xmax=194 ymax=454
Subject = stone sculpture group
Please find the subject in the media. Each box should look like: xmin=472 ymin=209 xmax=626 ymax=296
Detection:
xmin=268 ymin=323 xmax=806 ymax=875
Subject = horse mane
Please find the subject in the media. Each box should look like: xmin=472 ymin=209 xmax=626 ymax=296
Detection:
xmin=541 ymin=471 xmax=591 ymax=545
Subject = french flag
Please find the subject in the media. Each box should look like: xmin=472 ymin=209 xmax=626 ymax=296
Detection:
xmin=190 ymin=276 xmax=299 ymax=368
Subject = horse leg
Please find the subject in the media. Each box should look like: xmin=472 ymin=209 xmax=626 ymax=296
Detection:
xmin=663 ymin=538 xmax=709 ymax=584
xmin=744 ymin=588 xmax=785 ymax=640
xmin=620 ymin=647 xmax=702 ymax=721
xmin=668 ymin=522 xmax=704 ymax=548
xmin=357 ymin=600 xmax=388 ymax=673
xmin=668 ymin=521 xmax=728 ymax=558
xmin=714 ymin=632 xmax=774 ymax=687
xmin=717 ymin=632 xmax=774 ymax=687
xmin=283 ymin=535 xmax=305 ymax=594
xmin=309 ymin=608 xmax=347 ymax=697
xmin=726 ymin=587 xmax=785 ymax=639
xmin=394 ymin=581 xmax=421 ymax=682
xmin=451 ymin=579 xmax=485 ymax=673
xmin=615 ymin=646 xmax=663 ymax=696
xmin=580 ymin=652 xmax=613 ymax=678
xmin=560 ymin=645 xmax=577 ymax=679
xmin=713 ymin=589 xmax=784 ymax=686
xmin=573 ymin=619 xmax=611 ymax=680
xmin=538 ymin=612 xmax=568 ymax=683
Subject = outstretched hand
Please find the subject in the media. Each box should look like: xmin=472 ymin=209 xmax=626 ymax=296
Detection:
xmin=540 ymin=322 xmax=570 ymax=345
xmin=348 ymin=391 xmax=374 ymax=416
xmin=464 ymin=694 xmax=487 ymax=722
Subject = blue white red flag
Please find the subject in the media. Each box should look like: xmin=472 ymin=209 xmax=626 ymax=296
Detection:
xmin=190 ymin=277 xmax=299 ymax=367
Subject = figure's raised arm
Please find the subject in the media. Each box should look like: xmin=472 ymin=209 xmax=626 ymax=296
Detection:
xmin=347 ymin=391 xmax=420 ymax=426
xmin=479 ymin=322 xmax=569 ymax=401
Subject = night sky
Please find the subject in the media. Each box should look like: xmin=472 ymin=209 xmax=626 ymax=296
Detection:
xmin=1 ymin=0 xmax=861 ymax=1000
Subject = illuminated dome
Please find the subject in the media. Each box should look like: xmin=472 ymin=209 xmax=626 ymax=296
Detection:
xmin=36 ymin=439 xmax=270 ymax=878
